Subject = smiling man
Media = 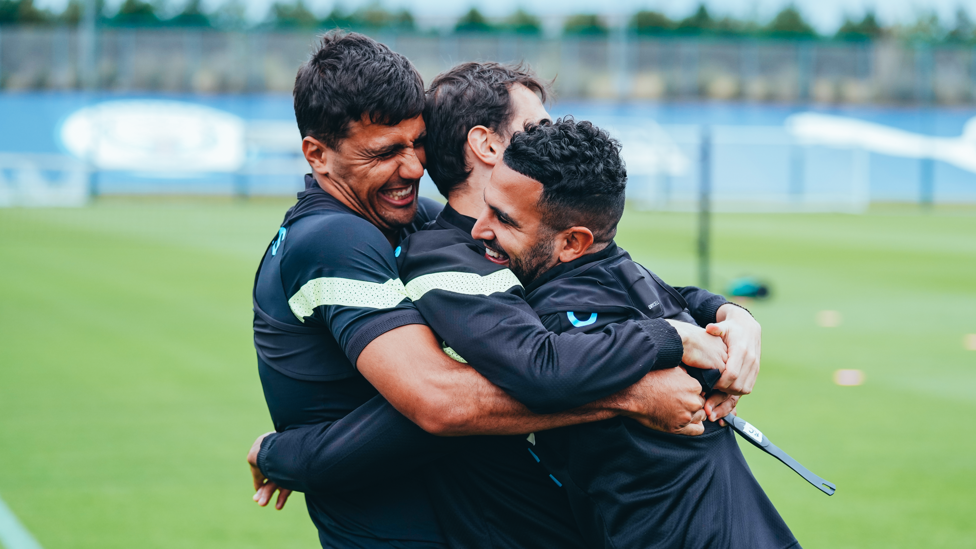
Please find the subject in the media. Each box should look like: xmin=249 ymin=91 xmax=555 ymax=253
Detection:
xmin=465 ymin=117 xmax=798 ymax=548
xmin=249 ymin=36 xmax=743 ymax=548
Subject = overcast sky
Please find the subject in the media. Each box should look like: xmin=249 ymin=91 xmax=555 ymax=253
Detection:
xmin=33 ymin=0 xmax=976 ymax=31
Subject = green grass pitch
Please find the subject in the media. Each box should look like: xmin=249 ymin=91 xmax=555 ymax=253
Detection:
xmin=1 ymin=198 xmax=974 ymax=548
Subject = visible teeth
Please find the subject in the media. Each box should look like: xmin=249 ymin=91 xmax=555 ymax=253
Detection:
xmin=384 ymin=188 xmax=413 ymax=200
xmin=485 ymin=247 xmax=503 ymax=259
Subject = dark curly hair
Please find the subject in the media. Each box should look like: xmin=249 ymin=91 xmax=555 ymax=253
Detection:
xmin=294 ymin=31 xmax=425 ymax=150
xmin=424 ymin=62 xmax=549 ymax=197
xmin=503 ymin=117 xmax=627 ymax=244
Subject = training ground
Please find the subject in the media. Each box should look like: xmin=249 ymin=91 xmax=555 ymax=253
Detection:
xmin=1 ymin=199 xmax=974 ymax=548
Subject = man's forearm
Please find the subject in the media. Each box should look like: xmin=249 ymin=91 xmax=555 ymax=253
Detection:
xmin=357 ymin=323 xmax=625 ymax=436
xmin=258 ymin=395 xmax=454 ymax=494
xmin=414 ymin=290 xmax=680 ymax=414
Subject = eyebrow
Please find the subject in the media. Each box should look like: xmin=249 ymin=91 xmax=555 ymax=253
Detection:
xmin=489 ymin=203 xmax=521 ymax=229
xmin=364 ymin=143 xmax=405 ymax=157
xmin=364 ymin=132 xmax=426 ymax=157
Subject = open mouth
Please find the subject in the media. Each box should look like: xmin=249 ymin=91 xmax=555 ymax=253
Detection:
xmin=378 ymin=184 xmax=417 ymax=207
xmin=484 ymin=242 xmax=510 ymax=266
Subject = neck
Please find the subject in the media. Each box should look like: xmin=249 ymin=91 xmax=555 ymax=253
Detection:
xmin=447 ymin=164 xmax=492 ymax=218
xmin=314 ymin=172 xmax=398 ymax=245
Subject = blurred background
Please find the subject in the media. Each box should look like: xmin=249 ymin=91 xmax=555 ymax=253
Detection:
xmin=0 ymin=1 xmax=974 ymax=548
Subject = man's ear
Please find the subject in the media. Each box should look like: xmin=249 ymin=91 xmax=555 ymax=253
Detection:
xmin=555 ymin=227 xmax=595 ymax=264
xmin=467 ymin=125 xmax=503 ymax=167
xmin=302 ymin=136 xmax=333 ymax=176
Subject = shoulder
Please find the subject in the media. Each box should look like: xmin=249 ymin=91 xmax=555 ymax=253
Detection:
xmin=398 ymin=228 xmax=522 ymax=300
xmin=281 ymin=212 xmax=398 ymax=282
xmin=398 ymin=226 xmax=498 ymax=280
xmin=415 ymin=197 xmax=445 ymax=224
xmin=528 ymin=260 xmax=635 ymax=318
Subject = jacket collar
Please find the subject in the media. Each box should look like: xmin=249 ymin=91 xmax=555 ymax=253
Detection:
xmin=526 ymin=242 xmax=622 ymax=293
xmin=281 ymin=174 xmax=355 ymax=226
xmin=435 ymin=203 xmax=477 ymax=237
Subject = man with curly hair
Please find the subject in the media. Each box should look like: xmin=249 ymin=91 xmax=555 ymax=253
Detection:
xmin=466 ymin=117 xmax=798 ymax=548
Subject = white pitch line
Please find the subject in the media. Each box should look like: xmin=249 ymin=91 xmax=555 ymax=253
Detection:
xmin=0 ymin=494 xmax=42 ymax=549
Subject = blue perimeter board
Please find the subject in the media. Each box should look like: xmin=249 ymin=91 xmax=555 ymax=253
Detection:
xmin=1 ymin=92 xmax=974 ymax=201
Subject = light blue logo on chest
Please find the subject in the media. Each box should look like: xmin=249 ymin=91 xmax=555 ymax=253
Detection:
xmin=567 ymin=312 xmax=598 ymax=327
xmin=271 ymin=227 xmax=287 ymax=256
xmin=394 ymin=246 xmax=401 ymax=257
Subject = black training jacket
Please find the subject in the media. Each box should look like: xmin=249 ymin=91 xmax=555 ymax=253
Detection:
xmin=525 ymin=242 xmax=800 ymax=549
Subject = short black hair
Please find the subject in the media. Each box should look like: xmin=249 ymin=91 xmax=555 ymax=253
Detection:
xmin=424 ymin=62 xmax=549 ymax=197
xmin=503 ymin=117 xmax=627 ymax=244
xmin=294 ymin=31 xmax=425 ymax=150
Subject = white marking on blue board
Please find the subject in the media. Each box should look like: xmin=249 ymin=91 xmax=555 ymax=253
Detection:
xmin=567 ymin=312 xmax=598 ymax=327
xmin=0 ymin=493 xmax=43 ymax=549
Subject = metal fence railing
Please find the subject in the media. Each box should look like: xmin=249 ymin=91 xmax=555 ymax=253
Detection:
xmin=1 ymin=26 xmax=975 ymax=104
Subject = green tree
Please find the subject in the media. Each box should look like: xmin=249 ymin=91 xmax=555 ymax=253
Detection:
xmin=504 ymin=8 xmax=540 ymax=34
xmin=631 ymin=10 xmax=672 ymax=35
xmin=0 ymin=0 xmax=53 ymax=24
xmin=168 ymin=0 xmax=210 ymax=27
xmin=563 ymin=13 xmax=606 ymax=35
xmin=211 ymin=0 xmax=246 ymax=29
xmin=675 ymin=4 xmax=713 ymax=34
xmin=901 ymin=11 xmax=944 ymax=43
xmin=321 ymin=5 xmax=353 ymax=28
xmin=58 ymin=0 xmax=106 ymax=25
xmin=268 ymin=0 xmax=317 ymax=29
xmin=764 ymin=4 xmax=817 ymax=38
xmin=947 ymin=8 xmax=974 ymax=43
xmin=347 ymin=3 xmax=414 ymax=31
xmin=109 ymin=0 xmax=161 ymax=27
xmin=455 ymin=7 xmax=493 ymax=33
xmin=390 ymin=9 xmax=414 ymax=30
xmin=836 ymin=10 xmax=882 ymax=41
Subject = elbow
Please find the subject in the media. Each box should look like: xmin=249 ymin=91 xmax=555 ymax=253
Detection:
xmin=404 ymin=394 xmax=473 ymax=436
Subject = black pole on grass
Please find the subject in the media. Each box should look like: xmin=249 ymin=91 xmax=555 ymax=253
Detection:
xmin=698 ymin=125 xmax=711 ymax=290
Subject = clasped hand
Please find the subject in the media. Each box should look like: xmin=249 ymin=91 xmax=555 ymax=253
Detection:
xmin=248 ymin=432 xmax=293 ymax=511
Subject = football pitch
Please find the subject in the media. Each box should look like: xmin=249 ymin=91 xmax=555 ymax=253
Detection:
xmin=1 ymin=198 xmax=974 ymax=548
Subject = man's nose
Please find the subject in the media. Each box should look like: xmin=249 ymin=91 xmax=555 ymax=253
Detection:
xmin=400 ymin=149 xmax=424 ymax=180
xmin=471 ymin=212 xmax=493 ymax=241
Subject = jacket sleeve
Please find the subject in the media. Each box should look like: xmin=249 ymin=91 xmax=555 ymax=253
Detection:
xmin=410 ymin=285 xmax=684 ymax=415
xmin=257 ymin=395 xmax=455 ymax=494
xmin=674 ymin=286 xmax=729 ymax=327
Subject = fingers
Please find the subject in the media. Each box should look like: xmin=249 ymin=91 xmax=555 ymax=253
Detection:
xmin=675 ymin=423 xmax=705 ymax=436
xmin=711 ymin=393 xmax=740 ymax=420
xmin=705 ymin=323 xmax=725 ymax=337
xmin=275 ymin=488 xmax=293 ymax=510
xmin=254 ymin=482 xmax=278 ymax=507
xmin=674 ymin=411 xmax=705 ymax=436
xmin=704 ymin=391 xmax=731 ymax=422
xmin=714 ymin=355 xmax=743 ymax=395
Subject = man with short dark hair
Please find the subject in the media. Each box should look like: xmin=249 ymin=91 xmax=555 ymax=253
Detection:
xmin=253 ymin=58 xmax=765 ymax=547
xmin=468 ymin=117 xmax=798 ymax=548
xmin=250 ymin=36 xmax=740 ymax=548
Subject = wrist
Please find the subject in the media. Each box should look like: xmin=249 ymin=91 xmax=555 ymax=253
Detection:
xmin=716 ymin=302 xmax=752 ymax=323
